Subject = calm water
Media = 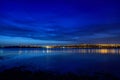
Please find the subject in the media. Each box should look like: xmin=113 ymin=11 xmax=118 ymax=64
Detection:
xmin=0 ymin=48 xmax=120 ymax=77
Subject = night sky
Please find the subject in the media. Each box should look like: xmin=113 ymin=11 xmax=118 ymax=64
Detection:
xmin=0 ymin=0 xmax=120 ymax=46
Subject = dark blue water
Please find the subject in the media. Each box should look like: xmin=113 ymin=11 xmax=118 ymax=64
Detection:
xmin=0 ymin=48 xmax=120 ymax=77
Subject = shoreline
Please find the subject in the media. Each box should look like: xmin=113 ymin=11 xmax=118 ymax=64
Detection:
xmin=0 ymin=66 xmax=119 ymax=80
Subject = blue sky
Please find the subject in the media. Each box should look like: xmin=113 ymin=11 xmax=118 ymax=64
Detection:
xmin=0 ymin=0 xmax=120 ymax=45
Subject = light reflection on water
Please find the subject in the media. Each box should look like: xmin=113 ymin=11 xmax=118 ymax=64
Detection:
xmin=0 ymin=48 xmax=120 ymax=55
xmin=17 ymin=48 xmax=120 ymax=54
xmin=0 ymin=48 xmax=120 ymax=76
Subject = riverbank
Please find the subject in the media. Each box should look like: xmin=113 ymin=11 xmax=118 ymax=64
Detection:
xmin=0 ymin=67 xmax=119 ymax=80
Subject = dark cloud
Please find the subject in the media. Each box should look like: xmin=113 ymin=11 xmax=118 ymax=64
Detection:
xmin=76 ymin=23 xmax=120 ymax=35
xmin=0 ymin=19 xmax=120 ymax=42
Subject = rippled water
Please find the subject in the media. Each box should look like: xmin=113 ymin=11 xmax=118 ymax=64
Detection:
xmin=0 ymin=48 xmax=120 ymax=77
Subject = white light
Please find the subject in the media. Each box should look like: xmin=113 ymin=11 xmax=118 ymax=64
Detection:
xmin=46 ymin=46 xmax=51 ymax=48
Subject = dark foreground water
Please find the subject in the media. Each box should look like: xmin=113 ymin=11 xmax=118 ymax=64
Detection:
xmin=0 ymin=48 xmax=120 ymax=80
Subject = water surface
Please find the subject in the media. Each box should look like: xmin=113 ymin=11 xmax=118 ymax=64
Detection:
xmin=0 ymin=48 xmax=120 ymax=77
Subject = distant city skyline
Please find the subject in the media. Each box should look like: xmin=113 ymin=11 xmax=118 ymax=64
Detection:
xmin=0 ymin=0 xmax=120 ymax=46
